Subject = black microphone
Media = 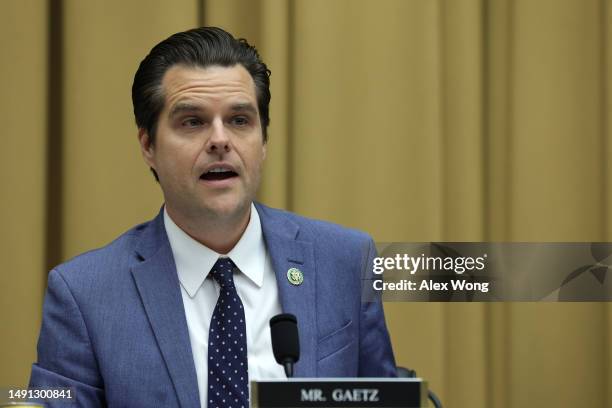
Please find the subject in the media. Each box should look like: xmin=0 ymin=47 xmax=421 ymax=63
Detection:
xmin=269 ymin=313 xmax=300 ymax=378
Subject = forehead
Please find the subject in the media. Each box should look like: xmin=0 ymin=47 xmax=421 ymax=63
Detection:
xmin=160 ymin=64 xmax=258 ymax=112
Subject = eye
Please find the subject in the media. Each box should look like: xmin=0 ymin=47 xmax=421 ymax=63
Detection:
xmin=230 ymin=116 xmax=249 ymax=127
xmin=182 ymin=117 xmax=203 ymax=128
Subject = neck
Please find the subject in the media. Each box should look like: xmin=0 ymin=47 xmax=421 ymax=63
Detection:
xmin=166 ymin=205 xmax=251 ymax=254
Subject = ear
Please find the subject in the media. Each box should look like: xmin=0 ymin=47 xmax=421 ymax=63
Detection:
xmin=262 ymin=140 xmax=267 ymax=161
xmin=137 ymin=128 xmax=156 ymax=168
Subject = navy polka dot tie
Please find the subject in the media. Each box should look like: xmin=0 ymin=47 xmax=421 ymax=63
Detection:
xmin=207 ymin=258 xmax=249 ymax=408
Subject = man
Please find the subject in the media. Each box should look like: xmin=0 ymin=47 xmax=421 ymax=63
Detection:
xmin=30 ymin=27 xmax=396 ymax=407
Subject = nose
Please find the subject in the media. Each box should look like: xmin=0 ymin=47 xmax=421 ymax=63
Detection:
xmin=205 ymin=118 xmax=231 ymax=154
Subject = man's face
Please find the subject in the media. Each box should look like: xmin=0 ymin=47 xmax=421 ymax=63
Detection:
xmin=139 ymin=64 xmax=266 ymax=224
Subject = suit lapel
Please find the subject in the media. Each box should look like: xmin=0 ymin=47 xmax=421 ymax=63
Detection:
xmin=256 ymin=203 xmax=317 ymax=377
xmin=131 ymin=212 xmax=200 ymax=408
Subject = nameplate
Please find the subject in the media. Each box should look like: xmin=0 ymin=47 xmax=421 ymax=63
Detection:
xmin=251 ymin=378 xmax=426 ymax=408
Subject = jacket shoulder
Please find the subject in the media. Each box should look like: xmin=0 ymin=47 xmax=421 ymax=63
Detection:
xmin=256 ymin=203 xmax=373 ymax=247
xmin=52 ymin=219 xmax=152 ymax=283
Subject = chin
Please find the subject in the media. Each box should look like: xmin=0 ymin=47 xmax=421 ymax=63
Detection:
xmin=204 ymin=199 xmax=250 ymax=220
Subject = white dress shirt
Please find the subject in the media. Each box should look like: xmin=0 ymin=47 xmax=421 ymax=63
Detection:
xmin=164 ymin=204 xmax=286 ymax=407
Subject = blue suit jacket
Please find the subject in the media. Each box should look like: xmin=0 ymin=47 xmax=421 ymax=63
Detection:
xmin=30 ymin=203 xmax=396 ymax=407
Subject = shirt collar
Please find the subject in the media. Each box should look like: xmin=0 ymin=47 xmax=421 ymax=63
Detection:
xmin=164 ymin=203 xmax=266 ymax=298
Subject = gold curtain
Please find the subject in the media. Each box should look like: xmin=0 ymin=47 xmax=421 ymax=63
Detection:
xmin=1 ymin=0 xmax=610 ymax=407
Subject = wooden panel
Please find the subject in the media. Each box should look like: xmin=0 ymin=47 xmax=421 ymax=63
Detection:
xmin=510 ymin=0 xmax=603 ymax=241
xmin=0 ymin=0 xmax=48 ymax=387
xmin=440 ymin=0 xmax=484 ymax=241
xmin=291 ymin=0 xmax=443 ymax=242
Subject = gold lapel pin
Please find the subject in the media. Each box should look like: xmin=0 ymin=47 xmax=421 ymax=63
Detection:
xmin=287 ymin=267 xmax=304 ymax=286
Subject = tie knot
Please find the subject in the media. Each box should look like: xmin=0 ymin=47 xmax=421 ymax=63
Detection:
xmin=210 ymin=257 xmax=237 ymax=288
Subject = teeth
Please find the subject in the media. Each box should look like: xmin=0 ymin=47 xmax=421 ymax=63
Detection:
xmin=208 ymin=167 xmax=230 ymax=173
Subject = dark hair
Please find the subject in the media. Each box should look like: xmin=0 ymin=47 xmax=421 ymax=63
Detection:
xmin=132 ymin=26 xmax=271 ymax=144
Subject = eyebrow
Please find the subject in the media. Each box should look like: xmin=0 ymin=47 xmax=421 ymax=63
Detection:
xmin=230 ymin=103 xmax=258 ymax=115
xmin=168 ymin=102 xmax=202 ymax=118
xmin=168 ymin=101 xmax=258 ymax=118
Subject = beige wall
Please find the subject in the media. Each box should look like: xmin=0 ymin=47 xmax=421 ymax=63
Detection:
xmin=1 ymin=1 xmax=610 ymax=407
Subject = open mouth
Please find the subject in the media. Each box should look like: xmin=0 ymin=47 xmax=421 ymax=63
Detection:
xmin=200 ymin=168 xmax=238 ymax=181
